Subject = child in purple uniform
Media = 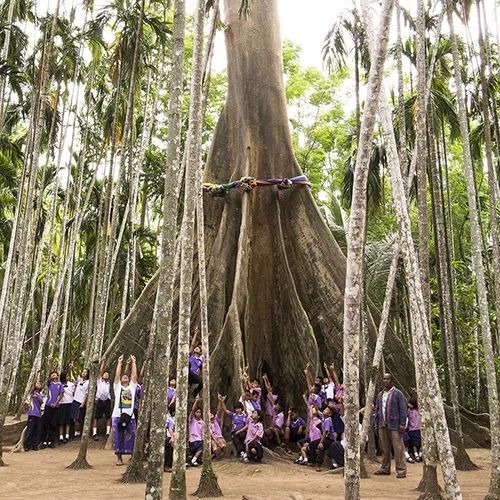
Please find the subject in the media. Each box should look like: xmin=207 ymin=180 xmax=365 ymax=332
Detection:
xmin=405 ymin=398 xmax=422 ymax=462
xmin=167 ymin=378 xmax=177 ymax=408
xmin=219 ymin=394 xmax=247 ymax=457
xmin=40 ymin=371 xmax=63 ymax=448
xmin=188 ymin=397 xmax=204 ymax=466
xmin=112 ymin=355 xmax=138 ymax=466
xmin=295 ymin=401 xmax=323 ymax=466
xmin=284 ymin=408 xmax=306 ymax=454
xmin=24 ymin=380 xmax=43 ymax=451
xmin=308 ymin=406 xmax=333 ymax=471
xmin=188 ymin=329 xmax=203 ymax=397
xmin=210 ymin=397 xmax=226 ymax=457
xmin=265 ymin=403 xmax=285 ymax=446
xmin=242 ymin=410 xmax=264 ymax=463
xmin=164 ymin=411 xmax=175 ymax=472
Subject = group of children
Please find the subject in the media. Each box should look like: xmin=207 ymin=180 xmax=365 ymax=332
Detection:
xmin=24 ymin=356 xmax=144 ymax=454
xmin=24 ymin=332 xmax=422 ymax=475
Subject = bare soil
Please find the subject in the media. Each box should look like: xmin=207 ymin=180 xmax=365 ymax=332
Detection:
xmin=0 ymin=445 xmax=491 ymax=499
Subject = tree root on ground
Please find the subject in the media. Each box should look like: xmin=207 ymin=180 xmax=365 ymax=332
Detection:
xmin=453 ymin=446 xmax=479 ymax=471
xmin=67 ymin=456 xmax=92 ymax=470
xmin=193 ymin=463 xmax=223 ymax=497
xmin=120 ymin=458 xmax=146 ymax=483
xmin=10 ymin=427 xmax=26 ymax=453
xmin=417 ymin=464 xmax=444 ymax=500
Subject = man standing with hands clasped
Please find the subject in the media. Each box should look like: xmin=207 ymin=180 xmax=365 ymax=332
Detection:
xmin=374 ymin=373 xmax=408 ymax=478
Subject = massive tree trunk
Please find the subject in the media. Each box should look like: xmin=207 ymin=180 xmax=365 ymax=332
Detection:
xmin=446 ymin=1 xmax=500 ymax=497
xmin=114 ymin=0 xmax=414 ymax=408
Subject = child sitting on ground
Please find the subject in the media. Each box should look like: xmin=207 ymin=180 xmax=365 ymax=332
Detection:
xmin=295 ymin=396 xmax=323 ymax=466
xmin=265 ymin=403 xmax=285 ymax=447
xmin=218 ymin=394 xmax=247 ymax=457
xmin=242 ymin=410 xmax=265 ymax=463
xmin=284 ymin=408 xmax=306 ymax=454
xmin=210 ymin=397 xmax=227 ymax=457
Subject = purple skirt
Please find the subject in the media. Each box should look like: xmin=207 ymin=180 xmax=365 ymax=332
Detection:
xmin=112 ymin=417 xmax=137 ymax=455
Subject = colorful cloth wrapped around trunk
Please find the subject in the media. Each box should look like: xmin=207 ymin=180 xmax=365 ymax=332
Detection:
xmin=203 ymin=175 xmax=311 ymax=197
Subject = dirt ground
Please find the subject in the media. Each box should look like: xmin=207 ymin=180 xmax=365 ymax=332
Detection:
xmin=0 ymin=445 xmax=491 ymax=499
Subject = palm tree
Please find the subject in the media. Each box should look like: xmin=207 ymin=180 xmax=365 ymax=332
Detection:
xmin=343 ymin=1 xmax=394 ymax=497
xmin=323 ymin=4 xmax=368 ymax=141
xmin=445 ymin=0 xmax=500 ymax=496
xmin=143 ymin=0 xmax=186 ymax=496
xmin=168 ymin=0 xmax=205 ymax=497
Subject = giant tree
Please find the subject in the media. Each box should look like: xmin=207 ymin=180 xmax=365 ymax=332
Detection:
xmin=113 ymin=0 xmax=415 ymax=409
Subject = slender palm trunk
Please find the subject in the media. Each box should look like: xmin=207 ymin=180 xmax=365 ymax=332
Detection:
xmin=143 ymin=0 xmax=186 ymax=494
xmin=169 ymin=1 xmax=205 ymax=498
xmin=477 ymin=1 xmax=500 ymax=357
xmin=0 ymin=0 xmax=17 ymax=129
xmin=344 ymin=2 xmax=394 ymax=498
xmin=446 ymin=2 xmax=500 ymax=496
xmin=428 ymin=102 xmax=477 ymax=471
xmin=415 ymin=0 xmax=430 ymax=316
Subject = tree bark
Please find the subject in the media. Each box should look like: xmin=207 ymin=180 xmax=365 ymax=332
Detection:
xmin=361 ymin=4 xmax=461 ymax=495
xmin=168 ymin=0 xmax=205 ymax=497
xmin=343 ymin=1 xmax=394 ymax=498
xmin=143 ymin=0 xmax=186 ymax=497
xmin=446 ymin=1 xmax=500 ymax=497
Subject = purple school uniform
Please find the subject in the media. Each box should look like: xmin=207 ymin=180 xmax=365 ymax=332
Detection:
xmin=166 ymin=415 xmax=175 ymax=438
xmin=46 ymin=382 xmax=63 ymax=407
xmin=273 ymin=411 xmax=284 ymax=430
xmin=407 ymin=408 xmax=421 ymax=431
xmin=188 ymin=354 xmax=203 ymax=375
xmin=307 ymin=393 xmax=322 ymax=409
xmin=322 ymin=416 xmax=336 ymax=440
xmin=28 ymin=391 xmax=43 ymax=417
xmin=189 ymin=415 xmax=204 ymax=442
xmin=211 ymin=416 xmax=223 ymax=439
xmin=228 ymin=411 xmax=247 ymax=433
xmin=290 ymin=416 xmax=305 ymax=431
xmin=309 ymin=416 xmax=322 ymax=441
xmin=250 ymin=399 xmax=261 ymax=411
xmin=265 ymin=393 xmax=278 ymax=417
xmin=167 ymin=387 xmax=176 ymax=405
xmin=244 ymin=421 xmax=264 ymax=445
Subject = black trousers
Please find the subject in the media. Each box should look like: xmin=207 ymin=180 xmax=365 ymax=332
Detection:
xmin=327 ymin=441 xmax=345 ymax=466
xmin=164 ymin=439 xmax=173 ymax=468
xmin=188 ymin=372 xmax=203 ymax=397
xmin=41 ymin=406 xmax=58 ymax=444
xmin=308 ymin=438 xmax=332 ymax=464
xmin=248 ymin=441 xmax=263 ymax=462
xmin=232 ymin=432 xmax=246 ymax=455
xmin=25 ymin=415 xmax=41 ymax=449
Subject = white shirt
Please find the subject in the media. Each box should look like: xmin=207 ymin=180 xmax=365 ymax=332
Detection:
xmin=60 ymin=381 xmax=75 ymax=404
xmin=381 ymin=387 xmax=394 ymax=422
xmin=324 ymin=382 xmax=335 ymax=400
xmin=112 ymin=382 xmax=137 ymax=418
xmin=73 ymin=379 xmax=89 ymax=404
xmin=96 ymin=378 xmax=111 ymax=401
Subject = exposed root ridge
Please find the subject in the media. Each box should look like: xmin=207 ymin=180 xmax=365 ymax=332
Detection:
xmin=10 ymin=427 xmax=26 ymax=453
xmin=454 ymin=446 xmax=480 ymax=471
xmin=67 ymin=457 xmax=92 ymax=470
xmin=193 ymin=464 xmax=223 ymax=497
xmin=120 ymin=459 xmax=146 ymax=483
